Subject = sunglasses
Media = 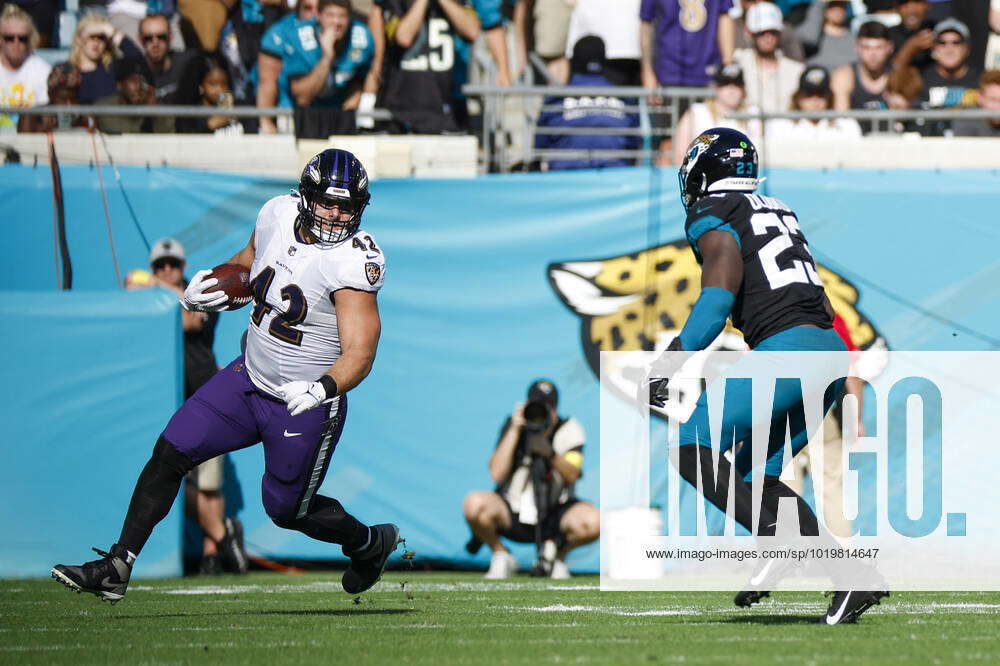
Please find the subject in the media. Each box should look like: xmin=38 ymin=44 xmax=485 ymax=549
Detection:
xmin=2 ymin=34 xmax=29 ymax=43
xmin=152 ymin=257 xmax=183 ymax=270
xmin=141 ymin=32 xmax=168 ymax=43
xmin=84 ymin=32 xmax=109 ymax=42
xmin=936 ymin=38 xmax=964 ymax=46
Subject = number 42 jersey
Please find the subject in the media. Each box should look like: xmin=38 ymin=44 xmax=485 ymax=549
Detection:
xmin=685 ymin=191 xmax=831 ymax=349
xmin=245 ymin=194 xmax=387 ymax=397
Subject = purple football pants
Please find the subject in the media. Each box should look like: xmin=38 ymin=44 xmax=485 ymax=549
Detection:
xmin=162 ymin=356 xmax=346 ymax=521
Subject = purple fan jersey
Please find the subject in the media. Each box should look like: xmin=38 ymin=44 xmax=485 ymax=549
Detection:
xmin=640 ymin=0 xmax=733 ymax=86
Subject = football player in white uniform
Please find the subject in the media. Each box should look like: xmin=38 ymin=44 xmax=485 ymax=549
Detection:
xmin=52 ymin=149 xmax=400 ymax=603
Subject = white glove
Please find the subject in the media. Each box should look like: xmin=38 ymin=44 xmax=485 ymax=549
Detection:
xmin=278 ymin=380 xmax=327 ymax=416
xmin=181 ymin=269 xmax=228 ymax=312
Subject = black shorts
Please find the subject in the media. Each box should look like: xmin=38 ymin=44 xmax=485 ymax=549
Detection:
xmin=499 ymin=498 xmax=582 ymax=544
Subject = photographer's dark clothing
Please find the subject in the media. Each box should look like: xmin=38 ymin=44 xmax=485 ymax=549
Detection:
xmin=181 ymin=278 xmax=219 ymax=398
xmin=499 ymin=499 xmax=584 ymax=544
xmin=494 ymin=415 xmax=585 ymax=527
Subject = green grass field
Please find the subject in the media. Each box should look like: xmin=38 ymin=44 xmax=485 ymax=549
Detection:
xmin=3 ymin=571 xmax=999 ymax=664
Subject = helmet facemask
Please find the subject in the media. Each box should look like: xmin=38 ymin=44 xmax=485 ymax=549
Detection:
xmin=297 ymin=187 xmax=366 ymax=244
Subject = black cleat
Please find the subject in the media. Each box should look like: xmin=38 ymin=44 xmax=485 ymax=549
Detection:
xmin=342 ymin=524 xmax=401 ymax=595
xmin=51 ymin=544 xmax=133 ymax=604
xmin=819 ymin=590 xmax=889 ymax=625
xmin=734 ymin=589 xmax=770 ymax=607
xmin=220 ymin=517 xmax=248 ymax=574
xmin=199 ymin=553 xmax=223 ymax=576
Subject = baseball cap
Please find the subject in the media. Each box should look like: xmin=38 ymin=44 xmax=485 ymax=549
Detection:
xmin=798 ymin=65 xmax=831 ymax=95
xmin=149 ymin=237 xmax=186 ymax=265
xmin=570 ymin=35 xmax=606 ymax=75
xmin=527 ymin=380 xmax=559 ymax=406
xmin=713 ymin=63 xmax=745 ymax=87
xmin=934 ymin=18 xmax=970 ymax=42
xmin=745 ymin=2 xmax=784 ymax=34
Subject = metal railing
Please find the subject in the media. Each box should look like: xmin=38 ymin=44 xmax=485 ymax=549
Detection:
xmin=463 ymin=84 xmax=712 ymax=172
xmin=463 ymin=84 xmax=1000 ymax=172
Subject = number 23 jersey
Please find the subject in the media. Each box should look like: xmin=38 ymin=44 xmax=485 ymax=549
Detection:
xmin=684 ymin=192 xmax=830 ymax=349
xmin=245 ymin=194 xmax=387 ymax=397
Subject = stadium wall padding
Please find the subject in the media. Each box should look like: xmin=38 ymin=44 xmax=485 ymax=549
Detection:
xmin=2 ymin=164 xmax=999 ymax=577
xmin=0 ymin=289 xmax=184 ymax=578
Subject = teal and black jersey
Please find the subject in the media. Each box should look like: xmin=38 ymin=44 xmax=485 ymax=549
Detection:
xmin=684 ymin=191 xmax=831 ymax=348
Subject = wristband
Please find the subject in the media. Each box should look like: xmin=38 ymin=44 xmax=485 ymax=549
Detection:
xmin=318 ymin=375 xmax=338 ymax=399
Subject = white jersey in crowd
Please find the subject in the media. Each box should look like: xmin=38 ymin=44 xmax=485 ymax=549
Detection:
xmin=245 ymin=194 xmax=386 ymax=397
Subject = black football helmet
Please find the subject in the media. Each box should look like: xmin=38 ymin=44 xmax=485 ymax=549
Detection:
xmin=297 ymin=149 xmax=371 ymax=244
xmin=677 ymin=127 xmax=759 ymax=211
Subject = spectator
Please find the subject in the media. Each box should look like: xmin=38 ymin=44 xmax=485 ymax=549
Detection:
xmin=799 ymin=0 xmax=855 ymax=70
xmin=916 ymin=18 xmax=980 ymax=134
xmin=288 ymin=0 xmax=373 ymax=110
xmin=857 ymin=0 xmax=901 ymax=30
xmin=463 ymin=380 xmax=599 ymax=580
xmin=883 ymin=63 xmax=923 ymax=130
xmin=16 ymin=62 xmax=87 ymax=132
xmin=535 ymin=35 xmax=639 ymax=169
xmin=563 ymin=0 xmax=641 ymax=86
xmin=256 ymin=0 xmax=320 ymax=134
xmin=9 ymin=0 xmax=56 ymax=47
xmin=517 ymin=0 xmax=573 ymax=84
xmin=378 ymin=0 xmax=481 ymax=134
xmin=989 ymin=1 xmax=1000 ymax=71
xmin=124 ymin=238 xmax=248 ymax=577
xmin=831 ymin=20 xmax=893 ymax=121
xmin=890 ymin=0 xmax=935 ymax=69
xmin=952 ymin=69 xmax=1000 ymax=136
xmin=62 ymin=13 xmax=144 ymax=104
xmin=672 ymin=63 xmax=761 ymax=163
xmin=0 ymin=3 xmax=50 ymax=132
xmin=767 ymin=64 xmax=863 ymax=138
xmin=732 ymin=0 xmax=804 ymax=61
xmin=733 ymin=2 xmax=803 ymax=113
xmin=139 ymin=13 xmax=194 ymax=104
xmin=175 ymin=53 xmax=246 ymax=134
xmin=640 ymin=0 xmax=736 ymax=163
xmin=179 ymin=0 xmax=236 ymax=52
xmin=93 ymin=56 xmax=174 ymax=133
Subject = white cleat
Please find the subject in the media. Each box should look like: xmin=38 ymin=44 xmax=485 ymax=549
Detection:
xmin=485 ymin=550 xmax=517 ymax=579
xmin=550 ymin=557 xmax=571 ymax=580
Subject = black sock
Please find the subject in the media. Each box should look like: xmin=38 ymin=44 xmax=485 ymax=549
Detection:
xmin=675 ymin=445 xmax=778 ymax=535
xmin=760 ymin=476 xmax=819 ymax=536
xmin=274 ymin=495 xmax=369 ymax=553
xmin=117 ymin=436 xmax=194 ymax=555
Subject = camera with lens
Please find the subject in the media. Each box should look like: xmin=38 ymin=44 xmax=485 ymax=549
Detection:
xmin=522 ymin=400 xmax=555 ymax=458
xmin=522 ymin=400 xmax=553 ymax=433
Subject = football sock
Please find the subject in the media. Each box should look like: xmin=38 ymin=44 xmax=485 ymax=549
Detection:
xmin=273 ymin=495 xmax=370 ymax=553
xmin=759 ymin=475 xmax=819 ymax=536
xmin=675 ymin=444 xmax=777 ymax=535
xmin=117 ymin=436 xmax=195 ymax=555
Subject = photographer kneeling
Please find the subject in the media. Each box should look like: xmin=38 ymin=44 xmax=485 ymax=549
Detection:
xmin=463 ymin=380 xmax=599 ymax=579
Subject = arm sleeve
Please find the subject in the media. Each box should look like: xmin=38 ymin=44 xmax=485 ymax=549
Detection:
xmin=331 ymin=239 xmax=387 ymax=293
xmin=260 ymin=23 xmax=287 ymax=59
xmin=678 ymin=287 xmax=735 ymax=351
xmin=639 ymin=0 xmax=656 ymax=22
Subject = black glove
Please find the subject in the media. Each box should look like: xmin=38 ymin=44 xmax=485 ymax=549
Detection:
xmin=649 ymin=377 xmax=671 ymax=408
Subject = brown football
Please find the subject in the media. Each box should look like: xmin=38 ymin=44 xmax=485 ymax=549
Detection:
xmin=206 ymin=263 xmax=252 ymax=310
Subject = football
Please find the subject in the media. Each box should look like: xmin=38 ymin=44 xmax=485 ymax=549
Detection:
xmin=206 ymin=263 xmax=252 ymax=310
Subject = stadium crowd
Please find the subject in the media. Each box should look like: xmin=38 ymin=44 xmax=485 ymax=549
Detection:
xmin=1 ymin=0 xmax=998 ymax=152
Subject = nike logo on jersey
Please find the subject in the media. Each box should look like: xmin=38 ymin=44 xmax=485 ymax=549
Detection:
xmin=825 ymin=593 xmax=854 ymax=625
xmin=283 ymin=430 xmax=302 ymax=437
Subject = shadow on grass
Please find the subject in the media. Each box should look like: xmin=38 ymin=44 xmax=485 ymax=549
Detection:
xmin=111 ymin=608 xmax=414 ymax=620
xmin=719 ymin=614 xmax=819 ymax=625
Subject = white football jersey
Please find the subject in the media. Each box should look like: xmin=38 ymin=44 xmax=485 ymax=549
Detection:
xmin=244 ymin=194 xmax=386 ymax=397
